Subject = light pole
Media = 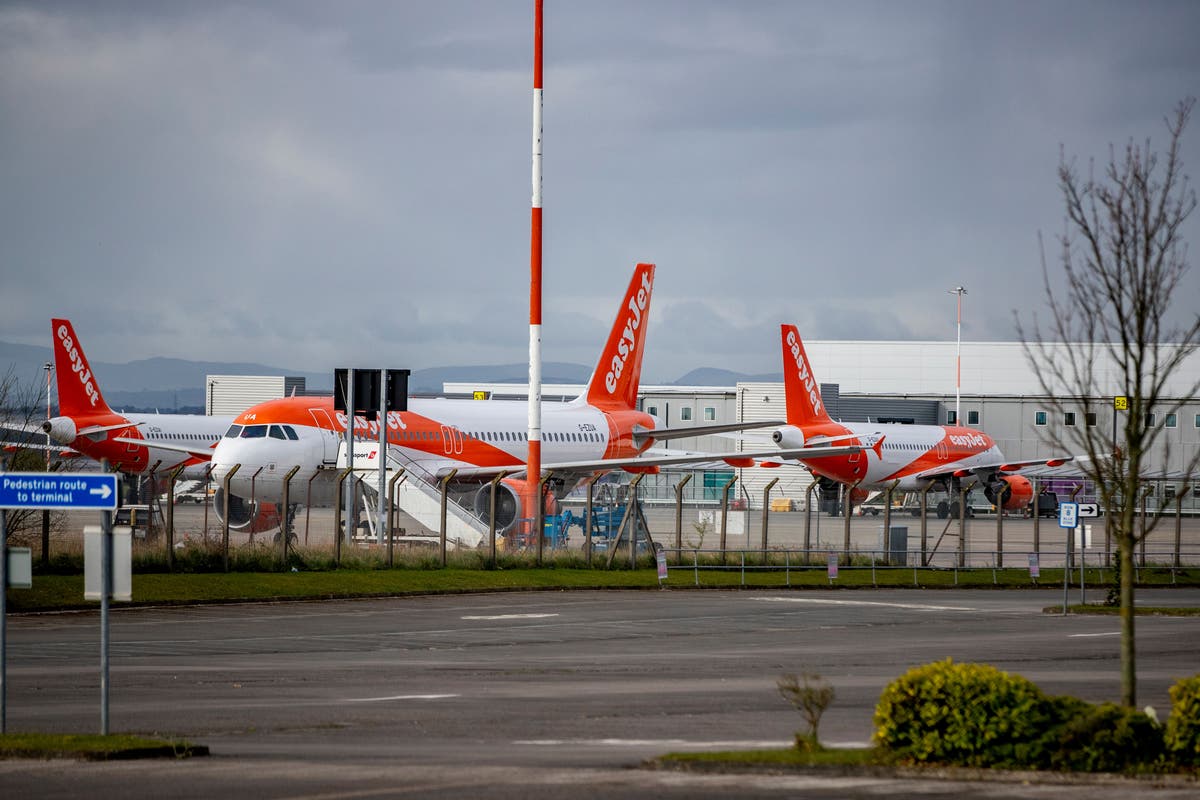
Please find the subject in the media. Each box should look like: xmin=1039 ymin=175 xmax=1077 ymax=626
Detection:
xmin=207 ymin=379 xmax=217 ymax=416
xmin=948 ymin=287 xmax=967 ymax=425
xmin=44 ymin=362 xmax=52 ymax=468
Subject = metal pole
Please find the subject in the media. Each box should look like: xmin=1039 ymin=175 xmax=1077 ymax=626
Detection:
xmin=280 ymin=465 xmax=300 ymax=567
xmin=165 ymin=465 xmax=184 ymax=571
xmin=220 ymin=463 xmax=240 ymax=573
xmin=378 ymin=374 xmax=387 ymax=546
xmin=305 ymin=471 xmax=317 ymax=546
xmin=488 ymin=471 xmax=508 ymax=567
xmin=673 ymin=474 xmax=693 ymax=556
xmin=843 ymin=482 xmax=856 ymax=564
xmin=332 ymin=467 xmax=352 ymax=566
xmin=1 ymin=457 xmax=7 ymax=733
xmin=804 ymin=481 xmax=817 ymax=557
xmin=920 ymin=485 xmax=931 ymax=565
xmin=719 ymin=475 xmax=737 ymax=558
xmin=949 ymin=286 xmax=966 ymax=423
xmin=439 ymin=470 xmax=457 ymax=567
xmin=1175 ymin=483 xmax=1186 ymax=570
xmin=628 ymin=474 xmax=644 ymax=569
xmin=760 ymin=477 xmax=779 ymax=554
xmin=995 ymin=484 xmax=1004 ymax=569
xmin=957 ymin=484 xmax=969 ymax=567
xmin=100 ymin=458 xmax=111 ymax=734
xmin=343 ymin=369 xmax=355 ymax=551
xmin=536 ymin=472 xmax=553 ymax=564
xmin=526 ymin=0 xmax=545 ymax=543
xmin=387 ymin=468 xmax=406 ymax=567
xmin=1032 ymin=477 xmax=1041 ymax=556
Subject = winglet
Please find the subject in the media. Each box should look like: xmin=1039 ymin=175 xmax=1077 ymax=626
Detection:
xmin=780 ymin=324 xmax=833 ymax=427
xmin=583 ymin=263 xmax=655 ymax=410
xmin=50 ymin=318 xmax=113 ymax=416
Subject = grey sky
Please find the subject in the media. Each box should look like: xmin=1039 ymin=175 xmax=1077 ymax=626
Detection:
xmin=2 ymin=1 xmax=1198 ymax=382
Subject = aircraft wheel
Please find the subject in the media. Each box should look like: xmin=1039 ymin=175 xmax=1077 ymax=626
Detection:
xmin=949 ymin=501 xmax=961 ymax=518
xmin=936 ymin=501 xmax=949 ymax=519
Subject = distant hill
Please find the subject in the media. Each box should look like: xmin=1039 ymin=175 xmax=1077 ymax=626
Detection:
xmin=4 ymin=337 xmax=772 ymax=410
xmin=671 ymin=367 xmax=782 ymax=386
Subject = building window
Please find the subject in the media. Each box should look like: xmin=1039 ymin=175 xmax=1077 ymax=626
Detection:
xmin=646 ymin=405 xmax=658 ymax=417
xmin=1194 ymin=413 xmax=1200 ymax=428
xmin=1034 ymin=411 xmax=1047 ymax=426
xmin=704 ymin=407 xmax=716 ymax=421
xmin=1166 ymin=413 xmax=1177 ymax=428
xmin=1086 ymin=412 xmax=1097 ymax=426
xmin=1145 ymin=413 xmax=1156 ymax=428
xmin=680 ymin=407 xmax=693 ymax=421
xmin=1065 ymin=412 xmax=1076 ymax=427
xmin=967 ymin=410 xmax=979 ymax=425
xmin=946 ymin=410 xmax=957 ymax=424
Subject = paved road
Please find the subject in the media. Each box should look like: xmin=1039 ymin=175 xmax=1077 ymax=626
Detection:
xmin=3 ymin=588 xmax=1199 ymax=798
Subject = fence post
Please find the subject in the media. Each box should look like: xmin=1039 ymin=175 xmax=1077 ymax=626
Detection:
xmin=719 ymin=475 xmax=737 ymax=559
xmin=674 ymin=473 xmax=693 ymax=557
xmin=583 ymin=473 xmax=601 ymax=566
xmin=438 ymin=469 xmax=457 ymax=567
xmin=803 ymin=481 xmax=817 ymax=557
xmin=843 ymin=481 xmax=858 ymax=565
xmin=332 ymin=467 xmax=353 ymax=567
xmin=280 ymin=465 xmax=300 ymax=568
xmin=536 ymin=471 xmax=554 ymax=565
xmin=165 ymin=465 xmax=184 ymax=572
xmin=760 ymin=477 xmax=779 ymax=556
xmin=387 ymin=468 xmax=406 ymax=567
xmin=220 ymin=464 xmax=241 ymax=573
xmin=1175 ymin=482 xmax=1187 ymax=570
xmin=920 ymin=485 xmax=931 ymax=566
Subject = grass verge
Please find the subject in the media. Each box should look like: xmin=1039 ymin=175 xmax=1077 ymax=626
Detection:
xmin=7 ymin=565 xmax=1200 ymax=613
xmin=1044 ymin=604 xmax=1200 ymax=616
xmin=0 ymin=733 xmax=208 ymax=760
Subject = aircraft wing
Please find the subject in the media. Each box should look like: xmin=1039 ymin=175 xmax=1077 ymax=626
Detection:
xmin=112 ymin=437 xmax=216 ymax=462
xmin=911 ymin=455 xmax=1075 ymax=482
xmin=435 ymin=440 xmax=881 ymax=481
xmin=633 ymin=419 xmax=785 ymax=444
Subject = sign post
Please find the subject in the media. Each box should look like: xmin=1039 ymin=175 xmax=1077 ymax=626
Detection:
xmin=1058 ymin=502 xmax=1078 ymax=614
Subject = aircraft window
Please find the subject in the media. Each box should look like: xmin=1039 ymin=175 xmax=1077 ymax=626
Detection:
xmin=269 ymin=426 xmax=287 ymax=440
xmin=241 ymin=425 xmax=268 ymax=439
xmin=283 ymin=426 xmax=298 ymax=440
xmin=225 ymin=425 xmax=243 ymax=438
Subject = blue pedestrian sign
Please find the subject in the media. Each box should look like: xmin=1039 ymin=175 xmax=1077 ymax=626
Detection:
xmin=0 ymin=472 xmax=119 ymax=510
xmin=1058 ymin=501 xmax=1078 ymax=529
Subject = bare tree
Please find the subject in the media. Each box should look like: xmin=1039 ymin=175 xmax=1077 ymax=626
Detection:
xmin=1 ymin=364 xmax=59 ymax=544
xmin=1017 ymin=98 xmax=1200 ymax=708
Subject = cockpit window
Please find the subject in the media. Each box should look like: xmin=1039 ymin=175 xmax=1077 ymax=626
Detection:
xmin=240 ymin=425 xmax=268 ymax=439
xmin=282 ymin=425 xmax=299 ymax=440
xmin=224 ymin=425 xmax=243 ymax=439
xmin=269 ymin=425 xmax=287 ymax=440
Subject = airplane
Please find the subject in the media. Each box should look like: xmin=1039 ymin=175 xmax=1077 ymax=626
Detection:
xmin=39 ymin=318 xmax=236 ymax=477
xmin=769 ymin=323 xmax=1073 ymax=518
xmin=208 ymin=264 xmax=875 ymax=537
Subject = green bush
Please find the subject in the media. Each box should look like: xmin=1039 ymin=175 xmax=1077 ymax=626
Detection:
xmin=873 ymin=659 xmax=1064 ymax=768
xmin=1165 ymin=674 xmax=1200 ymax=767
xmin=1048 ymin=702 xmax=1163 ymax=772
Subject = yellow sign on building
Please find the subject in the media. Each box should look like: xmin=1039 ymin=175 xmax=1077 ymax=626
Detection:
xmin=1114 ymin=396 xmax=1128 ymax=411
xmin=473 ymin=391 xmax=488 ymax=401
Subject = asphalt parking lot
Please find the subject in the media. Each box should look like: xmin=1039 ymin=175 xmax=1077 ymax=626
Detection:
xmin=3 ymin=588 xmax=1199 ymax=798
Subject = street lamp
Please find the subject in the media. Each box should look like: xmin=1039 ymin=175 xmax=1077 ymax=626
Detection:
xmin=948 ymin=287 xmax=967 ymax=425
xmin=207 ymin=379 xmax=217 ymax=417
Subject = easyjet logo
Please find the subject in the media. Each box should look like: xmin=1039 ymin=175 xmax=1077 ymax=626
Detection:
xmin=948 ymin=433 xmax=988 ymax=449
xmin=785 ymin=329 xmax=822 ymax=418
xmin=56 ymin=324 xmax=99 ymax=408
xmin=604 ymin=269 xmax=652 ymax=394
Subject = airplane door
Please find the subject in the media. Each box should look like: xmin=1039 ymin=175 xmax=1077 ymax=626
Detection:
xmin=309 ymin=408 xmax=339 ymax=463
xmin=440 ymin=425 xmax=464 ymax=456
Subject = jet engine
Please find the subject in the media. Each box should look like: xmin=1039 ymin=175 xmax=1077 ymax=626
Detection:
xmin=42 ymin=416 xmax=78 ymax=445
xmin=471 ymin=477 xmax=561 ymax=536
xmin=771 ymin=426 xmax=806 ymax=449
xmin=212 ymin=487 xmax=282 ymax=532
xmin=984 ymin=474 xmax=1034 ymax=511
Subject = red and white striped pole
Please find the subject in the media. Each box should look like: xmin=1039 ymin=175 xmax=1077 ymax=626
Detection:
xmin=527 ymin=0 xmax=543 ymax=518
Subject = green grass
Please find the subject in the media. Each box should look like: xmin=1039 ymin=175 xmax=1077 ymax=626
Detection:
xmin=1047 ymin=604 xmax=1200 ymax=616
xmin=7 ymin=561 xmax=1199 ymax=613
xmin=658 ymin=745 xmax=880 ymax=769
xmin=0 ymin=733 xmax=207 ymax=760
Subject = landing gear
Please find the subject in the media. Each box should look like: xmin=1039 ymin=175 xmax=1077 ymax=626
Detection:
xmin=936 ymin=500 xmax=950 ymax=519
xmin=272 ymin=504 xmax=300 ymax=546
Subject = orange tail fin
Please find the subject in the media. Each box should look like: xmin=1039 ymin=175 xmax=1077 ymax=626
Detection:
xmin=51 ymin=318 xmax=113 ymax=416
xmin=780 ymin=324 xmax=833 ymax=427
xmin=583 ymin=263 xmax=655 ymax=410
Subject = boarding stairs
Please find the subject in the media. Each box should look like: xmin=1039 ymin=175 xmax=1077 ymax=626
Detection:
xmin=336 ymin=442 xmax=487 ymax=549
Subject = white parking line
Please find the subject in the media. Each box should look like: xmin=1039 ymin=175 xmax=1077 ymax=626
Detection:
xmin=750 ymin=597 xmax=977 ymax=612
xmin=461 ymin=613 xmax=561 ymax=620
xmin=515 ymin=738 xmax=873 ymax=749
xmin=1069 ymin=631 xmax=1121 ymax=638
xmin=346 ymin=694 xmax=459 ymax=703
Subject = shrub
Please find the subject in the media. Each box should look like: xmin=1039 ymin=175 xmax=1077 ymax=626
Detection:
xmin=873 ymin=659 xmax=1067 ymax=768
xmin=1165 ymin=674 xmax=1200 ymax=767
xmin=777 ymin=672 xmax=835 ymax=751
xmin=1047 ymin=702 xmax=1163 ymax=772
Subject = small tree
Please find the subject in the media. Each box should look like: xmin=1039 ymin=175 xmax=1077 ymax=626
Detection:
xmin=1018 ymin=98 xmax=1200 ymax=708
xmin=777 ymin=671 xmax=835 ymax=751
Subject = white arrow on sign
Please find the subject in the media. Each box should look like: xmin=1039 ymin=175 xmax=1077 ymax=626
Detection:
xmin=89 ymin=484 xmax=113 ymax=500
xmin=1078 ymin=503 xmax=1099 ymax=517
